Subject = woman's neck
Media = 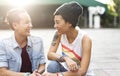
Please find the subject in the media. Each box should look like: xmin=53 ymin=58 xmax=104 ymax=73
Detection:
xmin=66 ymin=28 xmax=78 ymax=44
xmin=15 ymin=33 xmax=27 ymax=48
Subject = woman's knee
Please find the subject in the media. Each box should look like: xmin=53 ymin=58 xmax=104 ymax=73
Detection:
xmin=47 ymin=61 xmax=60 ymax=73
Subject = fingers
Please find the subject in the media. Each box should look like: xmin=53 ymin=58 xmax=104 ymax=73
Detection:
xmin=41 ymin=72 xmax=56 ymax=76
xmin=41 ymin=72 xmax=48 ymax=76
xmin=41 ymin=72 xmax=46 ymax=76
xmin=68 ymin=63 xmax=79 ymax=71
xmin=31 ymin=69 xmax=41 ymax=76
xmin=65 ymin=57 xmax=79 ymax=71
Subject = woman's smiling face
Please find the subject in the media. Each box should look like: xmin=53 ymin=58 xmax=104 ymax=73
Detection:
xmin=13 ymin=12 xmax=32 ymax=37
xmin=54 ymin=15 xmax=71 ymax=34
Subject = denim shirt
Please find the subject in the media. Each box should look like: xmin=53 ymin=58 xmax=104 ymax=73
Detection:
xmin=0 ymin=35 xmax=46 ymax=72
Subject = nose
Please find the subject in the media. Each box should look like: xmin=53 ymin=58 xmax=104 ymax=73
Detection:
xmin=29 ymin=23 xmax=33 ymax=28
xmin=54 ymin=23 xmax=57 ymax=29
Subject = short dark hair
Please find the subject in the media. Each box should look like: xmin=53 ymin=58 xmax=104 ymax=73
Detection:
xmin=54 ymin=1 xmax=83 ymax=28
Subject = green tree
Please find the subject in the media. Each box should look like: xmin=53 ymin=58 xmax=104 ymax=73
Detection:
xmin=114 ymin=0 xmax=120 ymax=27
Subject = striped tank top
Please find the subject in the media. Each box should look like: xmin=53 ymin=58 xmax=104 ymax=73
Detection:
xmin=60 ymin=29 xmax=94 ymax=76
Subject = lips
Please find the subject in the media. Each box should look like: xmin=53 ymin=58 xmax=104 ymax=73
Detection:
xmin=26 ymin=29 xmax=30 ymax=34
xmin=28 ymin=30 xmax=30 ymax=33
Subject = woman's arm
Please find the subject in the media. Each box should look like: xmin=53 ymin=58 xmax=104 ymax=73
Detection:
xmin=79 ymin=34 xmax=92 ymax=76
xmin=37 ymin=64 xmax=45 ymax=74
xmin=0 ymin=67 xmax=40 ymax=76
xmin=0 ymin=67 xmax=25 ymax=76
xmin=47 ymin=31 xmax=61 ymax=61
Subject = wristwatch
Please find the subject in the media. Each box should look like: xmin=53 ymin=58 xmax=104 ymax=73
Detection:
xmin=59 ymin=72 xmax=64 ymax=76
xmin=24 ymin=72 xmax=31 ymax=76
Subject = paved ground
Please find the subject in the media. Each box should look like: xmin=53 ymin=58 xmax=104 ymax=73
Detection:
xmin=0 ymin=28 xmax=120 ymax=76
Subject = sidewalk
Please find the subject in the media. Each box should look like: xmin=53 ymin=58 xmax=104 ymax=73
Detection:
xmin=88 ymin=29 xmax=120 ymax=76
xmin=0 ymin=28 xmax=120 ymax=76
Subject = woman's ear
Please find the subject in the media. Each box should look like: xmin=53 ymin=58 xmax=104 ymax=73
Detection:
xmin=12 ymin=22 xmax=17 ymax=30
xmin=66 ymin=22 xmax=72 ymax=28
xmin=68 ymin=23 xmax=72 ymax=27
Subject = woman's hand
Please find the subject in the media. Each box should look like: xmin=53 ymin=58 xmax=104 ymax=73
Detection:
xmin=29 ymin=70 xmax=41 ymax=76
xmin=42 ymin=72 xmax=56 ymax=76
xmin=64 ymin=57 xmax=79 ymax=72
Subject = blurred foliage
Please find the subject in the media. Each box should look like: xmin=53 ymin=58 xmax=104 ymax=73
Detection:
xmin=101 ymin=14 xmax=114 ymax=28
xmin=114 ymin=0 xmax=120 ymax=27
xmin=106 ymin=0 xmax=118 ymax=16
xmin=114 ymin=0 xmax=120 ymax=15
xmin=100 ymin=0 xmax=120 ymax=28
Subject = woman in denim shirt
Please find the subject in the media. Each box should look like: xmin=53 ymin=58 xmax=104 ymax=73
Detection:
xmin=0 ymin=8 xmax=45 ymax=76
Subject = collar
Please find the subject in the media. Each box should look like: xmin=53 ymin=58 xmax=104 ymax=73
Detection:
xmin=11 ymin=35 xmax=32 ymax=49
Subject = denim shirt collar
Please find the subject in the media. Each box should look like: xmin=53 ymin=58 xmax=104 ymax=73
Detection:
xmin=11 ymin=35 xmax=32 ymax=49
xmin=27 ymin=36 xmax=32 ymax=48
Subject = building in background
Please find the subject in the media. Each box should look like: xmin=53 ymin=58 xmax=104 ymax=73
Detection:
xmin=0 ymin=0 xmax=116 ymax=29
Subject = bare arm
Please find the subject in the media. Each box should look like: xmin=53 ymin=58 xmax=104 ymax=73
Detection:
xmin=0 ymin=67 xmax=40 ymax=76
xmin=37 ymin=64 xmax=45 ymax=74
xmin=0 ymin=67 xmax=25 ymax=76
xmin=79 ymin=35 xmax=92 ymax=76
xmin=47 ymin=31 xmax=61 ymax=60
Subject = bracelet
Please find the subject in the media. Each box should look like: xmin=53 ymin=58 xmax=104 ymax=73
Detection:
xmin=58 ymin=55 xmax=66 ymax=62
xmin=59 ymin=72 xmax=64 ymax=76
xmin=57 ymin=72 xmax=64 ymax=76
xmin=24 ymin=72 xmax=31 ymax=76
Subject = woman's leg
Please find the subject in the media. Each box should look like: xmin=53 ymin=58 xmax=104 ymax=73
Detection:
xmin=47 ymin=60 xmax=67 ymax=73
